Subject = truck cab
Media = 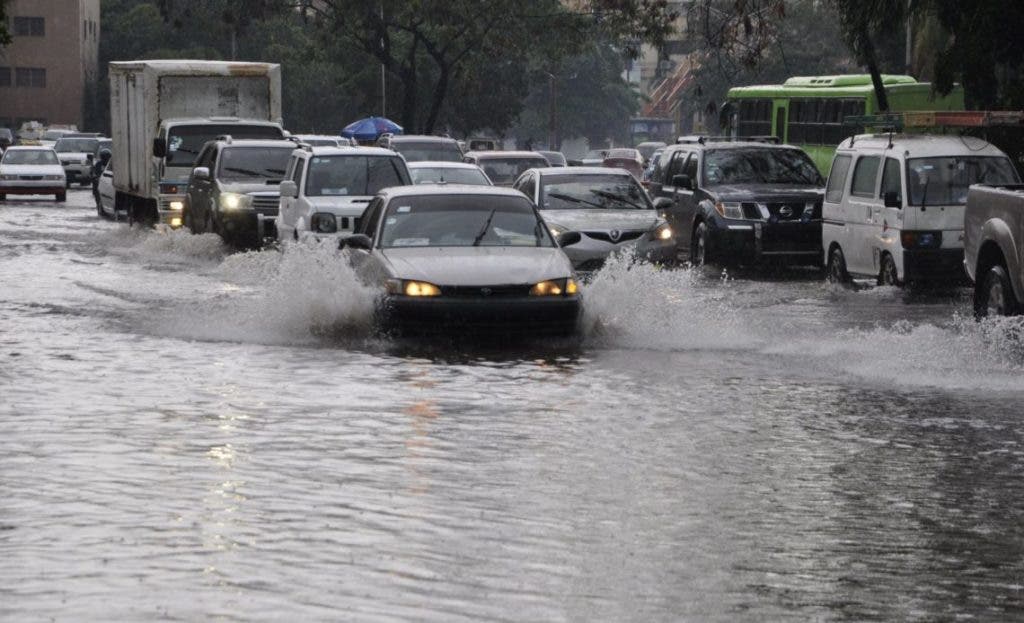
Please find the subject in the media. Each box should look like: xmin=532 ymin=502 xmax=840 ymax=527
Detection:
xmin=964 ymin=184 xmax=1024 ymax=316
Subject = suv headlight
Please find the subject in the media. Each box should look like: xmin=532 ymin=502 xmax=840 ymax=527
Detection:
xmin=530 ymin=278 xmax=579 ymax=297
xmin=714 ymin=201 xmax=744 ymax=220
xmin=311 ymin=212 xmax=337 ymax=233
xmin=219 ymin=193 xmax=250 ymax=210
xmin=386 ymin=279 xmax=442 ymax=297
xmin=651 ymin=222 xmax=673 ymax=241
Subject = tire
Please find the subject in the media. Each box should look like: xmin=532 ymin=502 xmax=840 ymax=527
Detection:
xmin=183 ymin=203 xmax=195 ymax=233
xmin=975 ymin=264 xmax=1019 ymax=318
xmin=56 ymin=192 xmax=66 ymax=203
xmin=691 ymin=222 xmax=712 ymax=266
xmin=826 ymin=246 xmax=851 ymax=285
xmin=878 ymin=253 xmax=901 ymax=287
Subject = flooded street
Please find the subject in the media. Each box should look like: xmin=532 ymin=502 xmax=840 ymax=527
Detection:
xmin=3 ymin=191 xmax=1024 ymax=621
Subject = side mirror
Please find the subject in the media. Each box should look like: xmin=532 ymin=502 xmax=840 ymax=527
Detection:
xmin=279 ymin=180 xmax=298 ymax=198
xmin=192 ymin=166 xmax=210 ymax=180
xmin=883 ymin=191 xmax=901 ymax=208
xmin=153 ymin=137 xmax=167 ymax=158
xmin=672 ymin=174 xmax=693 ymax=190
xmin=339 ymin=233 xmax=372 ymax=250
xmin=555 ymin=231 xmax=582 ymax=247
xmin=653 ymin=197 xmax=674 ymax=210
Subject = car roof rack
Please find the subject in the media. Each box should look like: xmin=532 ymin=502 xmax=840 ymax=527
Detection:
xmin=676 ymin=135 xmax=781 ymax=145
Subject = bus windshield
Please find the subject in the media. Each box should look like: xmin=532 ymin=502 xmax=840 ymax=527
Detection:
xmin=907 ymin=156 xmax=1019 ymax=206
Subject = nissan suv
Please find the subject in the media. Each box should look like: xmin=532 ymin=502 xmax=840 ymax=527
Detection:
xmin=183 ymin=137 xmax=296 ymax=248
xmin=649 ymin=137 xmax=826 ymax=267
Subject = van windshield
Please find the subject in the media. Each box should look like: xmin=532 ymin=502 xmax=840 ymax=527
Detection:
xmin=907 ymin=156 xmax=1019 ymax=206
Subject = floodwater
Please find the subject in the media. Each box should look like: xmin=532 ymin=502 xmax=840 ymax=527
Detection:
xmin=2 ymin=191 xmax=1024 ymax=621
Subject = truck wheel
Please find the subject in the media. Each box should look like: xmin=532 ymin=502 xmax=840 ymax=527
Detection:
xmin=56 ymin=192 xmax=67 ymax=203
xmin=878 ymin=253 xmax=901 ymax=287
xmin=691 ymin=222 xmax=712 ymax=266
xmin=827 ymin=246 xmax=851 ymax=285
xmin=975 ymin=264 xmax=1019 ymax=318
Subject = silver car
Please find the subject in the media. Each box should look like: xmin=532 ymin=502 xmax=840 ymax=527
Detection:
xmin=339 ymin=185 xmax=582 ymax=337
xmin=512 ymin=167 xmax=677 ymax=272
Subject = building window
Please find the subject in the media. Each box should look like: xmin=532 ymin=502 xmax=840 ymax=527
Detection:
xmin=13 ymin=16 xmax=45 ymax=37
xmin=0 ymin=67 xmax=11 ymax=87
xmin=15 ymin=68 xmax=46 ymax=88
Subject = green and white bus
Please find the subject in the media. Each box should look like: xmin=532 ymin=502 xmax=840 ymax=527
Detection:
xmin=725 ymin=75 xmax=965 ymax=173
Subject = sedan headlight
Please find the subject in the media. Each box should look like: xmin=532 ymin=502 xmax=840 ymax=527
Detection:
xmin=529 ymin=278 xmax=579 ymax=297
xmin=651 ymin=222 xmax=673 ymax=241
xmin=1 ymin=174 xmax=19 ymax=180
xmin=386 ymin=279 xmax=441 ymax=297
xmin=45 ymin=174 xmax=64 ymax=181
xmin=219 ymin=193 xmax=250 ymax=210
xmin=311 ymin=212 xmax=337 ymax=234
xmin=714 ymin=201 xmax=744 ymax=220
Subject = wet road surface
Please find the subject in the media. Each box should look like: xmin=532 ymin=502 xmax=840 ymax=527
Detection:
xmin=2 ymin=191 xmax=1024 ymax=621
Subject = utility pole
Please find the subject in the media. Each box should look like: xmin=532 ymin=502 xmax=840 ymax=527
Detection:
xmin=905 ymin=0 xmax=913 ymax=74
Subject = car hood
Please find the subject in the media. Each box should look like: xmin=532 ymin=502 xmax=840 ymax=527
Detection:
xmin=381 ymin=246 xmax=572 ymax=286
xmin=541 ymin=209 xmax=661 ymax=232
xmin=308 ymin=195 xmax=373 ymax=216
xmin=708 ymin=183 xmax=824 ymax=202
xmin=0 ymin=164 xmax=65 ymax=175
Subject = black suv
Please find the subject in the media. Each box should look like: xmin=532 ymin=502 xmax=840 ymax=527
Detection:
xmin=649 ymin=137 xmax=825 ymax=266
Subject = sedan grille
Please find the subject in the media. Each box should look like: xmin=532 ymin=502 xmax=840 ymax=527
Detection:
xmin=439 ymin=285 xmax=531 ymax=298
xmin=584 ymin=229 xmax=644 ymax=243
xmin=249 ymin=195 xmax=280 ymax=215
xmin=19 ymin=175 xmax=43 ymax=181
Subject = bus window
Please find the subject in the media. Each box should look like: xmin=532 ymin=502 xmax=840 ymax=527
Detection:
xmin=738 ymin=99 xmax=772 ymax=136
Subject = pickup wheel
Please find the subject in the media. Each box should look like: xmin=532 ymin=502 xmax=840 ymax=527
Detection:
xmin=975 ymin=264 xmax=1019 ymax=318
xmin=691 ymin=222 xmax=712 ymax=266
xmin=827 ymin=246 xmax=851 ymax=285
xmin=878 ymin=253 xmax=901 ymax=287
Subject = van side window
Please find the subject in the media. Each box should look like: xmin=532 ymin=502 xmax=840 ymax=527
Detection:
xmin=291 ymin=157 xmax=305 ymax=186
xmin=879 ymin=157 xmax=902 ymax=203
xmin=825 ymin=154 xmax=852 ymax=203
xmin=850 ymin=155 xmax=881 ymax=198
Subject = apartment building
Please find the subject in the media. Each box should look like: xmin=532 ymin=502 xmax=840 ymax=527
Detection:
xmin=0 ymin=0 xmax=100 ymax=132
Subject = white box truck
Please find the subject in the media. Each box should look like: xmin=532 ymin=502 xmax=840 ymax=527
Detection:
xmin=109 ymin=60 xmax=285 ymax=226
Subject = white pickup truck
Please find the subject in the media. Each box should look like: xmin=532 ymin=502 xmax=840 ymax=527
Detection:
xmin=965 ymin=184 xmax=1024 ymax=316
xmin=109 ymin=60 xmax=284 ymax=227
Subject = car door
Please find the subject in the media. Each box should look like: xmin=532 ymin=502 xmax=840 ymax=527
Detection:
xmin=657 ymin=151 xmax=695 ymax=253
xmin=876 ymin=156 xmax=904 ymax=271
xmin=352 ymin=197 xmax=388 ymax=282
xmin=822 ymin=153 xmax=853 ymax=264
xmin=186 ymin=146 xmax=211 ymax=223
xmin=99 ymin=161 xmax=115 ymax=211
xmin=284 ymin=155 xmax=307 ymax=233
xmin=845 ymin=154 xmax=882 ymax=275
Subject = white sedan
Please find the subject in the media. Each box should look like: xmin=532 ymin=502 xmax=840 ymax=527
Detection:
xmin=0 ymin=146 xmax=67 ymax=202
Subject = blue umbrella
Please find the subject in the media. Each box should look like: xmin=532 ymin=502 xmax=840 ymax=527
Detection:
xmin=340 ymin=117 xmax=403 ymax=141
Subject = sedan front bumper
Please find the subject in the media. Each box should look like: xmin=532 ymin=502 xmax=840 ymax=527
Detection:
xmin=380 ymin=295 xmax=581 ymax=337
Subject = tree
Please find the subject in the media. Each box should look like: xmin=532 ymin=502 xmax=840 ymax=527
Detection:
xmin=0 ymin=0 xmax=10 ymax=47
xmin=830 ymin=0 xmax=908 ymax=111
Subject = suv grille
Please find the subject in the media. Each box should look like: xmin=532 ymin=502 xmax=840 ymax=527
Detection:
xmin=250 ymin=195 xmax=280 ymax=215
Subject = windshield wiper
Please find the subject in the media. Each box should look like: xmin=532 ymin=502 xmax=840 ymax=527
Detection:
xmin=472 ymin=209 xmax=497 ymax=246
xmin=548 ymin=191 xmax=607 ymax=210
xmin=590 ymin=188 xmax=647 ymax=210
xmin=223 ymin=166 xmax=265 ymax=177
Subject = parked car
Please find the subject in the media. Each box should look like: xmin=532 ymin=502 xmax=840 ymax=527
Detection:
xmin=0 ymin=128 xmax=13 ymax=151
xmin=462 ymin=151 xmax=549 ymax=186
xmin=277 ymin=145 xmax=411 ymax=243
xmin=0 ymin=146 xmax=67 ymax=202
xmin=649 ymin=137 xmax=825 ymax=267
xmin=603 ymin=148 xmax=644 ymax=178
xmin=339 ymin=185 xmax=582 ymax=336
xmin=963 ymin=184 xmax=1024 ymax=316
xmin=635 ymin=141 xmax=667 ymax=165
xmin=184 ymin=137 xmax=296 ymax=247
xmin=408 ymin=161 xmax=492 ymax=186
xmin=513 ymin=166 xmax=677 ymax=273
xmin=377 ymin=134 xmax=463 ymax=162
xmin=95 ymin=158 xmax=116 ymax=219
xmin=538 ymin=151 xmax=567 ymax=167
xmin=823 ymin=134 xmax=1018 ymax=287
xmin=294 ymin=134 xmax=351 ymax=148
xmin=54 ymin=135 xmax=102 ymax=186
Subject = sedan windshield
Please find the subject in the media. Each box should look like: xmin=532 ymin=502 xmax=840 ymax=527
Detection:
xmin=410 ymin=166 xmax=490 ymax=186
xmin=907 ymin=156 xmax=1019 ymax=206
xmin=478 ymin=157 xmax=548 ymax=185
xmin=380 ymin=195 xmax=553 ymax=248
xmin=2 ymin=149 xmax=59 ymax=165
xmin=166 ymin=124 xmax=284 ymax=167
xmin=391 ymin=141 xmax=463 ymax=162
xmin=305 ymin=155 xmax=410 ymax=196
xmin=540 ymin=174 xmax=652 ymax=210
xmin=54 ymin=138 xmax=99 ymax=153
xmin=703 ymin=148 xmax=823 ymax=186
xmin=217 ymin=147 xmax=294 ymax=182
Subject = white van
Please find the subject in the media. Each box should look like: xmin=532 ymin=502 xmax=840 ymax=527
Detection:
xmin=823 ymin=134 xmax=1019 ymax=286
